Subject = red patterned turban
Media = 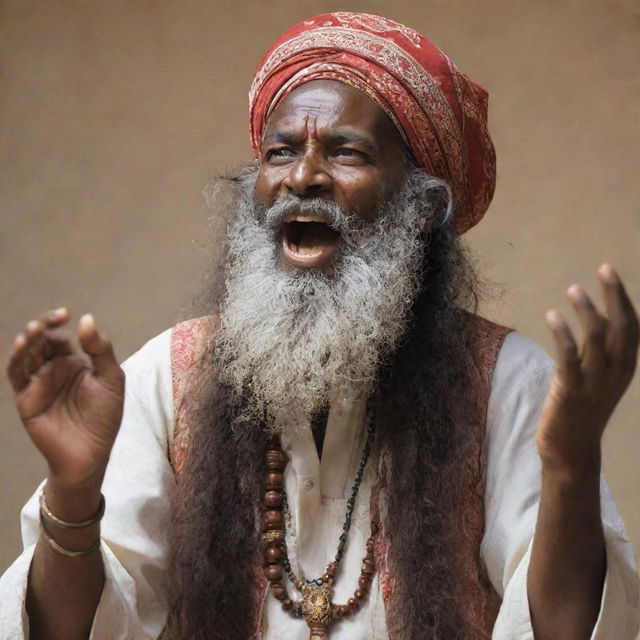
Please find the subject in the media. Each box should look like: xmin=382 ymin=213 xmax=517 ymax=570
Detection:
xmin=249 ymin=12 xmax=496 ymax=234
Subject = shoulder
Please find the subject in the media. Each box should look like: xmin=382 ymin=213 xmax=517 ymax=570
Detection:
xmin=492 ymin=332 xmax=555 ymax=402
xmin=484 ymin=332 xmax=555 ymax=487
xmin=121 ymin=327 xmax=173 ymax=384
xmin=171 ymin=315 xmax=219 ymax=378
xmin=170 ymin=316 xmax=219 ymax=416
xmin=463 ymin=313 xmax=554 ymax=399
xmin=464 ymin=315 xmax=513 ymax=385
xmin=116 ymin=317 xmax=218 ymax=450
xmin=121 ymin=315 xmax=219 ymax=395
xmin=485 ymin=331 xmax=556 ymax=452
xmin=121 ymin=316 xmax=219 ymax=380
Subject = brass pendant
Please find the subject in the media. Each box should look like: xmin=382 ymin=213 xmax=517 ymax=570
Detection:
xmin=300 ymin=583 xmax=333 ymax=640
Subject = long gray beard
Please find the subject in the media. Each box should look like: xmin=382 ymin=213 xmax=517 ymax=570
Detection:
xmin=215 ymin=166 xmax=450 ymax=433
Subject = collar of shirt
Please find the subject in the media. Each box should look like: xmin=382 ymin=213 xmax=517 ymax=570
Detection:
xmin=279 ymin=386 xmax=371 ymax=578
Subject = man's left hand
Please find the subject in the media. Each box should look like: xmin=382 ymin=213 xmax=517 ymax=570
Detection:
xmin=537 ymin=264 xmax=639 ymax=474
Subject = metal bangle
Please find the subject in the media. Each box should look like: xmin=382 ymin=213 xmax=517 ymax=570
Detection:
xmin=39 ymin=489 xmax=105 ymax=529
xmin=39 ymin=518 xmax=101 ymax=558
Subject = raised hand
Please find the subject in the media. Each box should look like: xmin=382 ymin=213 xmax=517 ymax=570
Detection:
xmin=7 ymin=308 xmax=125 ymax=490
xmin=528 ymin=265 xmax=638 ymax=639
xmin=537 ymin=264 xmax=639 ymax=472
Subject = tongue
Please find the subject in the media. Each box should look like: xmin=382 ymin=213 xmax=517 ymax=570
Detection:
xmin=295 ymin=222 xmax=339 ymax=256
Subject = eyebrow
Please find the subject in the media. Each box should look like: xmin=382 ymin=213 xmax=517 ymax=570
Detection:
xmin=263 ymin=128 xmax=378 ymax=154
xmin=263 ymin=131 xmax=301 ymax=146
xmin=326 ymin=130 xmax=378 ymax=154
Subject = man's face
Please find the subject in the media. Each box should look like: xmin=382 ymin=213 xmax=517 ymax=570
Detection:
xmin=217 ymin=82 xmax=444 ymax=428
xmin=254 ymin=79 xmax=406 ymax=270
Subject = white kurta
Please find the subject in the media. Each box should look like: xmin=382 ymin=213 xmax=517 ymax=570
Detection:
xmin=0 ymin=329 xmax=638 ymax=639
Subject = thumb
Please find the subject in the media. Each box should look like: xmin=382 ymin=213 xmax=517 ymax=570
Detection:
xmin=78 ymin=314 xmax=123 ymax=389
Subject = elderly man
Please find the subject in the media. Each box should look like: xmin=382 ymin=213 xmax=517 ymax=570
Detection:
xmin=1 ymin=12 xmax=638 ymax=640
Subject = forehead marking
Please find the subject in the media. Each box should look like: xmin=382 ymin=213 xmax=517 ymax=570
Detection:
xmin=305 ymin=114 xmax=319 ymax=139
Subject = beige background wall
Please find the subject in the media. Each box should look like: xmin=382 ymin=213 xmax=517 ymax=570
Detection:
xmin=1 ymin=0 xmax=638 ymax=604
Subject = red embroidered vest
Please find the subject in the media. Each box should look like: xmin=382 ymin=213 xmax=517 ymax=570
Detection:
xmin=168 ymin=315 xmax=511 ymax=638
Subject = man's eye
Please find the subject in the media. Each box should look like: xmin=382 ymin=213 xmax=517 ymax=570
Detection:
xmin=335 ymin=148 xmax=359 ymax=156
xmin=266 ymin=148 xmax=295 ymax=160
xmin=334 ymin=148 xmax=368 ymax=163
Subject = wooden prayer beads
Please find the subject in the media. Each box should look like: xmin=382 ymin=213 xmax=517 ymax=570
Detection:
xmin=261 ymin=444 xmax=297 ymax=613
xmin=261 ymin=429 xmax=378 ymax=639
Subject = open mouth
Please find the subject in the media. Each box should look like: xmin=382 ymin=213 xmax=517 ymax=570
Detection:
xmin=281 ymin=215 xmax=341 ymax=269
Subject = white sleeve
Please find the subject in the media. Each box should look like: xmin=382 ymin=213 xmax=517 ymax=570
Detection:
xmin=0 ymin=328 xmax=175 ymax=640
xmin=483 ymin=332 xmax=640 ymax=639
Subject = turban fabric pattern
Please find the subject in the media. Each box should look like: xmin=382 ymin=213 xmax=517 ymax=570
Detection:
xmin=249 ymin=12 xmax=496 ymax=234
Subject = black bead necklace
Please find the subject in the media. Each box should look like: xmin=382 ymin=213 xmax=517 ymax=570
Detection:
xmin=261 ymin=402 xmax=377 ymax=639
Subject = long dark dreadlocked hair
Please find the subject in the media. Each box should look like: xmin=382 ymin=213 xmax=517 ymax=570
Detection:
xmin=376 ymin=226 xmax=488 ymax=638
xmin=164 ymin=183 xmax=488 ymax=639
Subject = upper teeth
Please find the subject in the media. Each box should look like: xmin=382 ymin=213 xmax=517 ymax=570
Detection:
xmin=286 ymin=215 xmax=327 ymax=223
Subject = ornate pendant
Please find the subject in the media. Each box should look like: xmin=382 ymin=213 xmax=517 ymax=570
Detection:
xmin=300 ymin=583 xmax=333 ymax=639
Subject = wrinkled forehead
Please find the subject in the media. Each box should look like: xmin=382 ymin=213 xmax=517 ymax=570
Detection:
xmin=262 ymin=79 xmax=407 ymax=154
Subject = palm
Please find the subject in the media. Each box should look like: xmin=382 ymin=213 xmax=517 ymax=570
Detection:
xmin=17 ymin=354 xmax=123 ymax=484
xmin=7 ymin=311 xmax=125 ymax=488
xmin=537 ymin=266 xmax=639 ymax=470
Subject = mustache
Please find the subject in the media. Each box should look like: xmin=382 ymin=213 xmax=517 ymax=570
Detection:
xmin=257 ymin=195 xmax=366 ymax=235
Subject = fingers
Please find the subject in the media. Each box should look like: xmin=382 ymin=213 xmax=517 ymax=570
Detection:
xmin=548 ymin=265 xmax=639 ymax=395
xmin=545 ymin=310 xmax=581 ymax=389
xmin=598 ymin=264 xmax=640 ymax=374
xmin=77 ymin=314 xmax=123 ymax=390
xmin=567 ymin=284 xmax=607 ymax=376
xmin=7 ymin=332 xmax=31 ymax=392
xmin=7 ymin=309 xmax=123 ymax=395
xmin=7 ymin=309 xmax=72 ymax=393
xmin=40 ymin=307 xmax=71 ymax=329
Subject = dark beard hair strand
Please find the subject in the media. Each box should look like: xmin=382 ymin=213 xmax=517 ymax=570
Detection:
xmin=164 ymin=379 xmax=267 ymax=639
xmin=378 ymin=225 xmax=488 ymax=638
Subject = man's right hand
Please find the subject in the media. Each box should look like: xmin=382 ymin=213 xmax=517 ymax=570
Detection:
xmin=6 ymin=308 xmax=124 ymax=494
xmin=7 ymin=309 xmax=123 ymax=638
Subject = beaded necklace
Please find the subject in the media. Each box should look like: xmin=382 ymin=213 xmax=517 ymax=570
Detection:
xmin=261 ymin=406 xmax=377 ymax=639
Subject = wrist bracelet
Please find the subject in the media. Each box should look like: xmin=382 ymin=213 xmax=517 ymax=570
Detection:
xmin=39 ymin=489 xmax=105 ymax=529
xmin=39 ymin=518 xmax=101 ymax=558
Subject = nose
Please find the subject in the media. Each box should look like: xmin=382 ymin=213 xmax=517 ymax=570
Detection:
xmin=282 ymin=151 xmax=331 ymax=197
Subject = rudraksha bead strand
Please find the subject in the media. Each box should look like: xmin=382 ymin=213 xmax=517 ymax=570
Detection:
xmin=261 ymin=402 xmax=378 ymax=635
